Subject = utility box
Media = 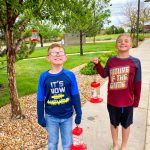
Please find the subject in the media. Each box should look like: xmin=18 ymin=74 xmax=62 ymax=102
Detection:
xmin=64 ymin=33 xmax=86 ymax=45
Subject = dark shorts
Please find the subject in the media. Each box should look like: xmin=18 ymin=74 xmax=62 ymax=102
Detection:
xmin=107 ymin=104 xmax=133 ymax=128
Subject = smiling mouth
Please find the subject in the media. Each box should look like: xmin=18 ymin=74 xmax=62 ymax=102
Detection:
xmin=54 ymin=58 xmax=62 ymax=60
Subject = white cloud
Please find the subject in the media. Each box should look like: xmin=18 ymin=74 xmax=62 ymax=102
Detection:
xmin=106 ymin=0 xmax=147 ymax=27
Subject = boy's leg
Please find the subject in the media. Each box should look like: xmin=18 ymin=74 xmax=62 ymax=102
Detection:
xmin=46 ymin=114 xmax=59 ymax=150
xmin=60 ymin=117 xmax=73 ymax=150
xmin=120 ymin=126 xmax=130 ymax=150
xmin=120 ymin=106 xmax=133 ymax=150
xmin=107 ymin=104 xmax=120 ymax=150
xmin=110 ymin=124 xmax=119 ymax=150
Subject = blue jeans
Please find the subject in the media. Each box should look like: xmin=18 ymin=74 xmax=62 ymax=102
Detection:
xmin=46 ymin=114 xmax=73 ymax=150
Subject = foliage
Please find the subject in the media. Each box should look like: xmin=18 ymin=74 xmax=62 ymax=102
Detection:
xmin=16 ymin=42 xmax=36 ymax=60
xmin=86 ymin=0 xmax=111 ymax=38
xmin=80 ymin=62 xmax=97 ymax=75
xmin=80 ymin=51 xmax=117 ymax=75
xmin=138 ymin=35 xmax=145 ymax=41
xmin=27 ymin=20 xmax=63 ymax=40
xmin=105 ymin=25 xmax=125 ymax=35
xmin=64 ymin=0 xmax=110 ymax=35
xmin=122 ymin=1 xmax=150 ymax=44
xmin=0 ymin=0 xmax=74 ymax=118
xmin=63 ymin=0 xmax=111 ymax=55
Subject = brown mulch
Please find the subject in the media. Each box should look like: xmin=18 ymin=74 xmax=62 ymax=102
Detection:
xmin=0 ymin=64 xmax=106 ymax=150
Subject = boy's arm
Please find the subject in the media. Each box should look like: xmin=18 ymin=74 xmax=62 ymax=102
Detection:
xmin=133 ymin=60 xmax=142 ymax=107
xmin=93 ymin=58 xmax=109 ymax=78
xmin=37 ymin=74 xmax=46 ymax=127
xmin=70 ymin=73 xmax=82 ymax=125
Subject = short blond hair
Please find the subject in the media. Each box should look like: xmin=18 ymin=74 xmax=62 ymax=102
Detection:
xmin=116 ymin=34 xmax=132 ymax=43
xmin=48 ymin=43 xmax=65 ymax=54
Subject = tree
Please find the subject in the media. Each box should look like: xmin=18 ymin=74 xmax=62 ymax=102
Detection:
xmin=64 ymin=0 xmax=111 ymax=55
xmin=64 ymin=0 xmax=92 ymax=55
xmin=118 ymin=27 xmax=125 ymax=34
xmin=27 ymin=20 xmax=61 ymax=47
xmin=0 ymin=0 xmax=68 ymax=119
xmin=0 ymin=0 xmax=47 ymax=119
xmin=122 ymin=1 xmax=150 ymax=45
xmin=86 ymin=0 xmax=111 ymax=43
xmin=105 ymin=25 xmax=118 ymax=34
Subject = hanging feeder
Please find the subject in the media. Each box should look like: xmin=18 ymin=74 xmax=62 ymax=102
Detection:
xmin=89 ymin=81 xmax=103 ymax=103
xmin=31 ymin=29 xmax=39 ymax=42
xmin=71 ymin=126 xmax=87 ymax=150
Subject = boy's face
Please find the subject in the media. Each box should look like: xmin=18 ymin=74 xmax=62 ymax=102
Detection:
xmin=47 ymin=47 xmax=67 ymax=65
xmin=116 ymin=35 xmax=132 ymax=52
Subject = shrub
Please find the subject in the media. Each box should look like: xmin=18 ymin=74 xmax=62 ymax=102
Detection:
xmin=80 ymin=51 xmax=117 ymax=75
xmin=138 ymin=35 xmax=144 ymax=41
xmin=80 ymin=62 xmax=97 ymax=75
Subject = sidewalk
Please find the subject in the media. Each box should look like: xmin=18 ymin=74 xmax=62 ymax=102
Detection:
xmin=43 ymin=39 xmax=150 ymax=150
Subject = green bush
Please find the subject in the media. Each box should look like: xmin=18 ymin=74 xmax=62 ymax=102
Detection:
xmin=138 ymin=35 xmax=144 ymax=41
xmin=80 ymin=51 xmax=117 ymax=75
xmin=80 ymin=62 xmax=97 ymax=75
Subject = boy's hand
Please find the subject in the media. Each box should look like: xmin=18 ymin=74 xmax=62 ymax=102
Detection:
xmin=92 ymin=57 xmax=99 ymax=64
xmin=76 ymin=124 xmax=79 ymax=127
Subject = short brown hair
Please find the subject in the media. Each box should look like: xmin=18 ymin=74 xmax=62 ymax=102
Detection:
xmin=48 ymin=43 xmax=65 ymax=54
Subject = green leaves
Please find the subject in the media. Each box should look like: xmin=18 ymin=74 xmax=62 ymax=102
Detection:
xmin=16 ymin=42 xmax=36 ymax=61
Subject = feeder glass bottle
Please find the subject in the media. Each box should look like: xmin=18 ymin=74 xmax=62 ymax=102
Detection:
xmin=31 ymin=29 xmax=39 ymax=42
xmin=90 ymin=81 xmax=103 ymax=103
xmin=71 ymin=127 xmax=87 ymax=150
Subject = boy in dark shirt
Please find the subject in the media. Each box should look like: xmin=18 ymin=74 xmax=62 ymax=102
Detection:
xmin=92 ymin=34 xmax=141 ymax=150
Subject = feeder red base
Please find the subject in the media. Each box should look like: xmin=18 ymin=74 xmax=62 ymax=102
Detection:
xmin=70 ymin=144 xmax=87 ymax=150
xmin=31 ymin=38 xmax=40 ymax=42
xmin=89 ymin=97 xmax=103 ymax=103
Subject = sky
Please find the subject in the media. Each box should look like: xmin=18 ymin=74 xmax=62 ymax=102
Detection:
xmin=107 ymin=0 xmax=150 ymax=27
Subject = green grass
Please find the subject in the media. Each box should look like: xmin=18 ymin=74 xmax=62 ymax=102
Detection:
xmin=86 ymin=33 xmax=150 ymax=42
xmin=143 ymin=33 xmax=150 ymax=38
xmin=29 ymin=42 xmax=116 ymax=58
xmin=0 ymin=52 xmax=109 ymax=107
xmin=86 ymin=34 xmax=120 ymax=42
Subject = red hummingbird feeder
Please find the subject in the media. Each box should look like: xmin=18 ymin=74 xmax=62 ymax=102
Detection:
xmin=70 ymin=126 xmax=87 ymax=150
xmin=89 ymin=81 xmax=103 ymax=103
xmin=31 ymin=29 xmax=39 ymax=42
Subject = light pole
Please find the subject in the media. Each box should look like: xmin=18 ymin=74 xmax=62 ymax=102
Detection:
xmin=136 ymin=0 xmax=140 ymax=47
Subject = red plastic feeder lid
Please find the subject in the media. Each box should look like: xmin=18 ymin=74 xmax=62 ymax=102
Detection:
xmin=91 ymin=82 xmax=100 ymax=88
xmin=71 ymin=144 xmax=87 ymax=150
xmin=32 ymin=29 xmax=38 ymax=32
xmin=72 ymin=127 xmax=83 ymax=136
xmin=90 ymin=97 xmax=103 ymax=103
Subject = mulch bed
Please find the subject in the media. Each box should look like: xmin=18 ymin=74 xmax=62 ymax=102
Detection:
xmin=0 ymin=64 xmax=106 ymax=150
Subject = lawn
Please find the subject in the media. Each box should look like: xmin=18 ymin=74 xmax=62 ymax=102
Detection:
xmin=0 ymin=52 xmax=110 ymax=107
xmin=29 ymin=42 xmax=116 ymax=58
xmin=86 ymin=33 xmax=150 ymax=42
xmin=86 ymin=34 xmax=120 ymax=42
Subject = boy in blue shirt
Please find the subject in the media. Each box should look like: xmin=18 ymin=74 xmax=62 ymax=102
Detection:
xmin=37 ymin=43 xmax=82 ymax=150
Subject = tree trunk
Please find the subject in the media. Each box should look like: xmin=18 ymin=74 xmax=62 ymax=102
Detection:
xmin=93 ymin=36 xmax=96 ymax=44
xmin=80 ymin=30 xmax=83 ymax=56
xmin=39 ymin=34 xmax=43 ymax=47
xmin=6 ymin=27 xmax=22 ymax=119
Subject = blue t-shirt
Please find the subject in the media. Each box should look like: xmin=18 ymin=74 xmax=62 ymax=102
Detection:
xmin=37 ymin=68 xmax=82 ymax=127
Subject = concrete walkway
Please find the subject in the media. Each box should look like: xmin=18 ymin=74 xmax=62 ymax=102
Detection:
xmin=43 ymin=39 xmax=150 ymax=150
